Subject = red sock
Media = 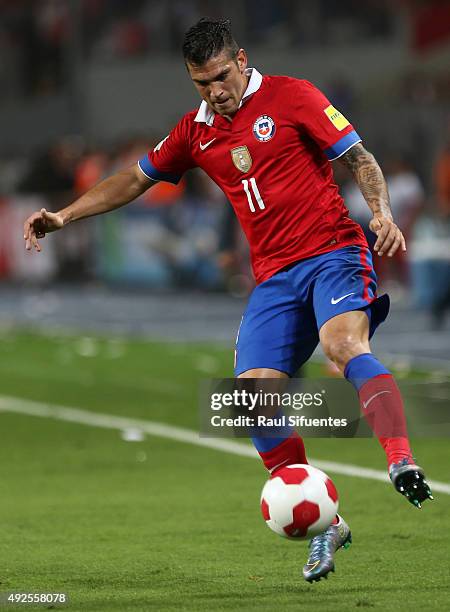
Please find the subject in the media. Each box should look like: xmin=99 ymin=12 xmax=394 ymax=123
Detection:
xmin=378 ymin=436 xmax=412 ymax=467
xmin=258 ymin=432 xmax=308 ymax=474
xmin=358 ymin=374 xmax=412 ymax=467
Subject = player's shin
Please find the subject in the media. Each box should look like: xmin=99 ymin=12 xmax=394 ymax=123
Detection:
xmin=252 ymin=427 xmax=308 ymax=474
xmin=344 ymin=353 xmax=412 ymax=467
xmin=234 ymin=378 xmax=309 ymax=473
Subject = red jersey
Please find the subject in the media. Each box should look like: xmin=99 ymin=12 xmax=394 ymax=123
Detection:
xmin=139 ymin=69 xmax=367 ymax=284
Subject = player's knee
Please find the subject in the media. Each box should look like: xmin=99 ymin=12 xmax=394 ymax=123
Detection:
xmin=321 ymin=335 xmax=367 ymax=371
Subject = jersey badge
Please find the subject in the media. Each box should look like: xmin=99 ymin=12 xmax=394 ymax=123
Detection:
xmin=324 ymin=105 xmax=350 ymax=131
xmin=231 ymin=146 xmax=253 ymax=173
xmin=253 ymin=115 xmax=276 ymax=142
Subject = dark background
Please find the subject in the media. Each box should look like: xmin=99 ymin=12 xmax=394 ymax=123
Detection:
xmin=0 ymin=0 xmax=449 ymax=366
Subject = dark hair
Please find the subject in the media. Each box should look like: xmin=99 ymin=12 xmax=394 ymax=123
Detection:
xmin=182 ymin=18 xmax=239 ymax=66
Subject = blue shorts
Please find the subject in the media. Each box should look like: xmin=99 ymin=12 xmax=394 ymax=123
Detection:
xmin=235 ymin=246 xmax=390 ymax=376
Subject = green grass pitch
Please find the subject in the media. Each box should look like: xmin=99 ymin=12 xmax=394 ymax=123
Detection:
xmin=0 ymin=330 xmax=449 ymax=610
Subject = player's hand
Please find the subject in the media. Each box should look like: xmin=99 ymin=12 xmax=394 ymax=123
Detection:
xmin=369 ymin=215 xmax=406 ymax=257
xmin=23 ymin=208 xmax=64 ymax=252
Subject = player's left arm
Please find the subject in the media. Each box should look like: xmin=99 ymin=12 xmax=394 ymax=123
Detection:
xmin=339 ymin=143 xmax=406 ymax=257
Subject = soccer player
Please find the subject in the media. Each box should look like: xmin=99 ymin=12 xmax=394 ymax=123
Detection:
xmin=23 ymin=18 xmax=433 ymax=582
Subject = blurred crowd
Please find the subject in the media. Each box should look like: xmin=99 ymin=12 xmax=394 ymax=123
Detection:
xmin=1 ymin=1 xmax=449 ymax=101
xmin=1 ymin=134 xmax=233 ymax=290
xmin=1 ymin=121 xmax=449 ymax=322
xmin=0 ymin=0 xmax=410 ymax=99
xmin=0 ymin=0 xmax=449 ymax=324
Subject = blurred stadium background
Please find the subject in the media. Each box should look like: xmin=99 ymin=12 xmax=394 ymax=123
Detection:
xmin=0 ymin=0 xmax=449 ymax=356
xmin=1 ymin=2 xmax=450 ymax=610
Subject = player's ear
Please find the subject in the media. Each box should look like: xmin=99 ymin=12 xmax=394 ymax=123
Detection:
xmin=236 ymin=49 xmax=247 ymax=74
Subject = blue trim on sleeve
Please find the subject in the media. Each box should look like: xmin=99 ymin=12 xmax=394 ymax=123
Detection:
xmin=138 ymin=155 xmax=182 ymax=185
xmin=325 ymin=130 xmax=361 ymax=161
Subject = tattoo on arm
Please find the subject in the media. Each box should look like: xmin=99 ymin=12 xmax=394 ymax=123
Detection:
xmin=339 ymin=143 xmax=392 ymax=219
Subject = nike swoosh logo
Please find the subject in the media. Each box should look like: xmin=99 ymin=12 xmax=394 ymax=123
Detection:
xmin=269 ymin=460 xmax=288 ymax=474
xmin=305 ymin=561 xmax=321 ymax=571
xmin=363 ymin=390 xmax=391 ymax=409
xmin=331 ymin=292 xmax=355 ymax=305
xmin=200 ymin=138 xmax=216 ymax=151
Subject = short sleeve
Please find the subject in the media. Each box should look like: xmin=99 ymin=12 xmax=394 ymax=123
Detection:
xmin=293 ymin=80 xmax=361 ymax=161
xmin=138 ymin=115 xmax=195 ymax=184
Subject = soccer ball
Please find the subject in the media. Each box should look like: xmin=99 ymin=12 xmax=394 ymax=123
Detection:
xmin=260 ymin=464 xmax=339 ymax=540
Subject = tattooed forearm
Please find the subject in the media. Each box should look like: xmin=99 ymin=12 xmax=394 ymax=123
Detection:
xmin=339 ymin=143 xmax=392 ymax=219
xmin=339 ymin=144 xmax=406 ymax=256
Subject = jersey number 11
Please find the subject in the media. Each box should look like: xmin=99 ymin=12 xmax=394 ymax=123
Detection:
xmin=242 ymin=178 xmax=266 ymax=213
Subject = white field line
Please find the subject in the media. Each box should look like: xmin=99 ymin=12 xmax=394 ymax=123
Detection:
xmin=1 ymin=394 xmax=449 ymax=495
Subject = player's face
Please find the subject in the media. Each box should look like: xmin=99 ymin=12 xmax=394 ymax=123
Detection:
xmin=187 ymin=48 xmax=248 ymax=119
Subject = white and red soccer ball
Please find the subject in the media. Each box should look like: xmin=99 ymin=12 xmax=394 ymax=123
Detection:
xmin=260 ymin=464 xmax=339 ymax=540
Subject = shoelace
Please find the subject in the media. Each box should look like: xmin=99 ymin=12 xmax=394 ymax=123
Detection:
xmin=390 ymin=456 xmax=416 ymax=473
xmin=308 ymin=529 xmax=333 ymax=561
xmin=398 ymin=456 xmax=415 ymax=466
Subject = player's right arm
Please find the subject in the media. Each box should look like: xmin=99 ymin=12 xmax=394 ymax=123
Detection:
xmin=24 ymin=163 xmax=154 ymax=251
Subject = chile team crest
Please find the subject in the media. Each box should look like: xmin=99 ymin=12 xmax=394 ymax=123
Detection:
xmin=253 ymin=115 xmax=276 ymax=142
